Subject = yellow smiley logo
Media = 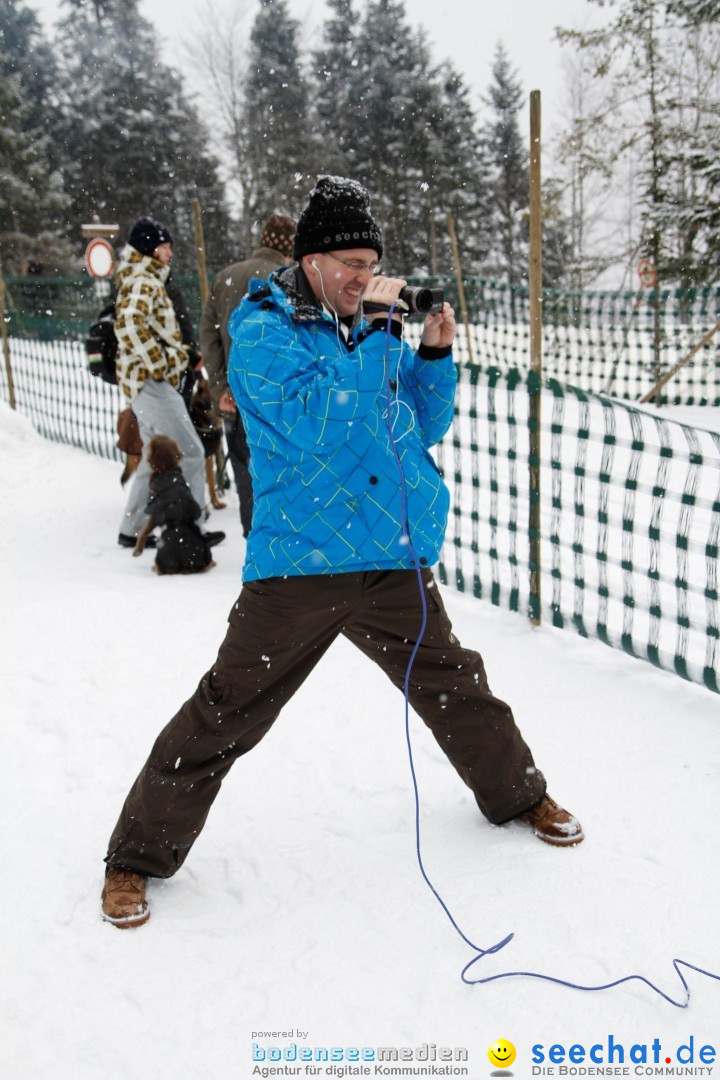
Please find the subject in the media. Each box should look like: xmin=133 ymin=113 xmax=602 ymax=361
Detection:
xmin=488 ymin=1039 xmax=516 ymax=1069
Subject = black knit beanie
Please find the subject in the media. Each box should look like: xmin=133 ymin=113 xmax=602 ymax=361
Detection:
xmin=293 ymin=176 xmax=383 ymax=261
xmin=127 ymin=217 xmax=174 ymax=256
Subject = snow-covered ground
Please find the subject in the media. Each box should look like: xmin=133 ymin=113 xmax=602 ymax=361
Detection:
xmin=2 ymin=401 xmax=720 ymax=1079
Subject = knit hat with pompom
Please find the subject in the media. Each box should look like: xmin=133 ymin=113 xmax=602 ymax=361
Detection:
xmin=259 ymin=213 xmax=296 ymax=258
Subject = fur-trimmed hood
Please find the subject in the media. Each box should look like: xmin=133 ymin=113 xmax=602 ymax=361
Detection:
xmin=115 ymin=244 xmax=171 ymax=288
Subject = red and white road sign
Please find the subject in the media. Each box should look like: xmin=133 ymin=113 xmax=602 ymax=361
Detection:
xmin=85 ymin=238 xmax=115 ymax=278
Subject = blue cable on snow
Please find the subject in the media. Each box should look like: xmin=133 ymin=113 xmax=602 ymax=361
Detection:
xmin=379 ymin=304 xmax=720 ymax=1008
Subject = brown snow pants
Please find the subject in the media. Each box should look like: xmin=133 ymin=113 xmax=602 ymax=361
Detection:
xmin=105 ymin=569 xmax=546 ymax=878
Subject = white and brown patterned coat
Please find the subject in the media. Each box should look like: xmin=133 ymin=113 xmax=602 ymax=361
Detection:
xmin=114 ymin=246 xmax=189 ymax=401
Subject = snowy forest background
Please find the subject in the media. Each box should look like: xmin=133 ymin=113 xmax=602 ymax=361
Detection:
xmin=1 ymin=0 xmax=719 ymax=290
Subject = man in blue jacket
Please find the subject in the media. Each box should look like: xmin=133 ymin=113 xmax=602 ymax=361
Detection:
xmin=101 ymin=177 xmax=583 ymax=928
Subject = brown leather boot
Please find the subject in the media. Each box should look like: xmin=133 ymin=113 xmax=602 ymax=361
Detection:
xmin=520 ymin=795 xmax=584 ymax=846
xmin=101 ymin=870 xmax=150 ymax=928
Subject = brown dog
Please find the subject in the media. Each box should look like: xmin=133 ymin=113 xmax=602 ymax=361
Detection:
xmin=133 ymin=436 xmax=182 ymax=557
xmin=146 ymin=433 xmax=183 ymax=472
xmin=133 ymin=437 xmax=215 ymax=574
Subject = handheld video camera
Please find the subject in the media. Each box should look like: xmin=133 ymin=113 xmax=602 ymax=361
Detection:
xmin=398 ymin=286 xmax=445 ymax=316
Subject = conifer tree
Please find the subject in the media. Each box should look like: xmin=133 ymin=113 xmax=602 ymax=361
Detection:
xmin=347 ymin=0 xmax=438 ymax=272
xmin=52 ymin=0 xmax=232 ymax=272
xmin=557 ymin=0 xmax=720 ymax=287
xmin=312 ymin=0 xmax=493 ymax=276
xmin=0 ymin=0 xmax=56 ymax=130
xmin=554 ymin=45 xmax=617 ymax=288
xmin=658 ymin=17 xmax=720 ymax=288
xmin=482 ymin=43 xmax=529 ymax=283
xmin=311 ymin=0 xmax=360 ymax=178
xmin=424 ymin=66 xmax=494 ymax=278
xmin=541 ymin=178 xmax=572 ymax=287
xmin=666 ymin=0 xmax=718 ymax=22
xmin=0 ymin=0 xmax=70 ymax=272
xmin=239 ymin=0 xmax=312 ymax=249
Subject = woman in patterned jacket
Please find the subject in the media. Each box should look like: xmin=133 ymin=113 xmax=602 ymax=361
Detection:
xmin=114 ymin=217 xmax=222 ymax=551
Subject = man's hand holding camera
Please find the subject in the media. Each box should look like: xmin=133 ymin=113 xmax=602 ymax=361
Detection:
xmin=420 ymin=302 xmax=456 ymax=350
xmin=364 ymin=273 xmax=455 ymax=348
xmin=363 ymin=274 xmax=408 ymax=324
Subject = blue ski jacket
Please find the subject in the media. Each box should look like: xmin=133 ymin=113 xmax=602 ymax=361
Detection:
xmin=227 ymin=266 xmax=456 ymax=582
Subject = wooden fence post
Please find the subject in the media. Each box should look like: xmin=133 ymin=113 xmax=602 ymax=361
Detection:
xmin=192 ymin=198 xmax=209 ymax=306
xmin=0 ymin=256 xmax=16 ymax=410
xmin=639 ymin=319 xmax=720 ymax=404
xmin=528 ymin=90 xmax=543 ymax=626
xmin=446 ymin=212 xmax=476 ymax=367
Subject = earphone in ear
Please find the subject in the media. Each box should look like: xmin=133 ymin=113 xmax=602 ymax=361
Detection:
xmin=311 ymin=259 xmax=319 ymax=270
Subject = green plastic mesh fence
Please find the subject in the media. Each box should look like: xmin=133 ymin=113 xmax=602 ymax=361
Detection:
xmin=4 ymin=274 xmax=203 ymax=342
xmin=1 ymin=286 xmax=718 ymax=694
xmin=435 ymin=365 xmax=720 ymax=693
xmin=410 ymin=279 xmax=720 ymax=405
xmin=539 ymin=286 xmax=720 ymax=405
xmin=0 ymin=338 xmax=123 ymax=461
xmin=5 ymin=275 xmax=719 ymax=404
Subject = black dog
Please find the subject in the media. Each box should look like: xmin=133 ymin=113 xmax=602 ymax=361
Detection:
xmin=134 ymin=435 xmax=215 ymax=575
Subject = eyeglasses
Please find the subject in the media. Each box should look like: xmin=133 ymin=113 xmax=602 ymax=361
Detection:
xmin=325 ymin=252 xmax=381 ymax=275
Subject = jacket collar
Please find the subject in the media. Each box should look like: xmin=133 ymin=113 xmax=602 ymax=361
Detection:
xmin=271 ymin=264 xmax=323 ymax=321
xmin=251 ymin=246 xmax=291 ymax=266
xmin=230 ymin=264 xmax=366 ymax=343
xmin=116 ymin=244 xmax=171 ymax=285
xmin=269 ymin=264 xmax=363 ymax=332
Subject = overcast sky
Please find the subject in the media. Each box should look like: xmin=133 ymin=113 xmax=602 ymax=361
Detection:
xmin=28 ymin=0 xmax=606 ymax=142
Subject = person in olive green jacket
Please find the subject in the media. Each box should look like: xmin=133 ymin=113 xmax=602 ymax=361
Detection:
xmin=200 ymin=214 xmax=295 ymax=537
